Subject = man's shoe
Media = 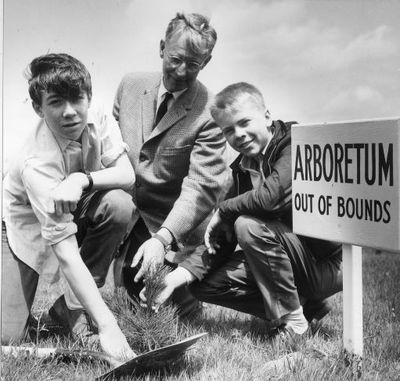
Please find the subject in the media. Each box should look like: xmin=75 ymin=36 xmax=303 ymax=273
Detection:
xmin=49 ymin=295 xmax=98 ymax=340
xmin=303 ymin=299 xmax=331 ymax=323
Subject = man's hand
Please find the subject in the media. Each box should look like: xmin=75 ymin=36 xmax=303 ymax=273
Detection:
xmin=98 ymin=322 xmax=137 ymax=367
xmin=204 ymin=209 xmax=233 ymax=254
xmin=131 ymin=238 xmax=165 ymax=282
xmin=49 ymin=173 xmax=88 ymax=216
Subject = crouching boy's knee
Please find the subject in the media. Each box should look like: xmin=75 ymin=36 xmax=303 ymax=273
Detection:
xmin=96 ymin=189 xmax=136 ymax=227
xmin=234 ymin=215 xmax=269 ymax=248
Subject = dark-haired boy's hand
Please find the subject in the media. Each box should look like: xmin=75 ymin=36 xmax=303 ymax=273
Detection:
xmin=98 ymin=321 xmax=137 ymax=366
xmin=49 ymin=173 xmax=87 ymax=216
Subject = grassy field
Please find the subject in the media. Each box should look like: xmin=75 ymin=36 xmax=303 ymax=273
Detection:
xmin=1 ymin=248 xmax=400 ymax=380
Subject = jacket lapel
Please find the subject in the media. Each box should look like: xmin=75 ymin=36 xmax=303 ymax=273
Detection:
xmin=149 ymin=104 xmax=186 ymax=139
xmin=142 ymin=81 xmax=159 ymax=142
xmin=147 ymin=81 xmax=198 ymax=141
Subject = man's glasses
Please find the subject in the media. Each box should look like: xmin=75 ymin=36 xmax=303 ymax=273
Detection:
xmin=164 ymin=51 xmax=205 ymax=73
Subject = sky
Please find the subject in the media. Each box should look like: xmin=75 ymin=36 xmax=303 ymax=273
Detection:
xmin=3 ymin=0 xmax=400 ymax=163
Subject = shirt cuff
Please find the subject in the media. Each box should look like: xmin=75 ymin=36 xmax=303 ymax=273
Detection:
xmin=101 ymin=142 xmax=129 ymax=167
xmin=42 ymin=222 xmax=77 ymax=245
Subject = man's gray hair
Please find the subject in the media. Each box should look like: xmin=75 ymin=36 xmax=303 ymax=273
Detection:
xmin=165 ymin=12 xmax=217 ymax=56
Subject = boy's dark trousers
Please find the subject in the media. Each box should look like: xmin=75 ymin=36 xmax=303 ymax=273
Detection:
xmin=190 ymin=215 xmax=343 ymax=325
xmin=1 ymin=189 xmax=134 ymax=343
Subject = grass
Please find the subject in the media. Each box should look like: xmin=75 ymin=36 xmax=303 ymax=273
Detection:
xmin=2 ymin=249 xmax=400 ymax=380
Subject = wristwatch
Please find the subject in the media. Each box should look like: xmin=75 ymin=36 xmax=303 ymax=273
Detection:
xmin=153 ymin=233 xmax=170 ymax=249
xmin=85 ymin=172 xmax=94 ymax=192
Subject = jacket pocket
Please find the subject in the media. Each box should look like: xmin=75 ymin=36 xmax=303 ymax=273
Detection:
xmin=155 ymin=145 xmax=192 ymax=181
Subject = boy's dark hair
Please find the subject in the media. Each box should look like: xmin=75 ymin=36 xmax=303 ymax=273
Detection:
xmin=210 ymin=82 xmax=266 ymax=119
xmin=25 ymin=53 xmax=92 ymax=105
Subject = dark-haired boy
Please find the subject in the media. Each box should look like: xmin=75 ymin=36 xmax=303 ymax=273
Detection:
xmin=150 ymin=82 xmax=343 ymax=337
xmin=2 ymin=53 xmax=136 ymax=362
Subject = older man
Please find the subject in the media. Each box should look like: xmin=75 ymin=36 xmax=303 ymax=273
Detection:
xmin=113 ymin=12 xmax=226 ymax=315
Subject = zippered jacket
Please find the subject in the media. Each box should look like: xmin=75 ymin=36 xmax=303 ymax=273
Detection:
xmin=219 ymin=120 xmax=293 ymax=226
xmin=179 ymin=120 xmax=341 ymax=280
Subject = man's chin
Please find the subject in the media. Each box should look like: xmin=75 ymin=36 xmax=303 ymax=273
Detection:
xmin=165 ymin=77 xmax=189 ymax=92
xmin=167 ymin=83 xmax=186 ymax=92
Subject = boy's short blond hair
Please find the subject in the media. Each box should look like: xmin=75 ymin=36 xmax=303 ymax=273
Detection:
xmin=210 ymin=82 xmax=266 ymax=119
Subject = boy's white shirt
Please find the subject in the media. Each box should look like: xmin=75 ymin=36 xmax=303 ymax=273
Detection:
xmin=238 ymin=142 xmax=270 ymax=190
xmin=3 ymin=105 xmax=128 ymax=282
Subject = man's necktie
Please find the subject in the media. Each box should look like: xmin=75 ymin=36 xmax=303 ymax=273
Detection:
xmin=155 ymin=92 xmax=173 ymax=126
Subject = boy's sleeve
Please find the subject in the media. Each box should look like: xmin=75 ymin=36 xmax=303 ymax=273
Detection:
xmin=21 ymin=157 xmax=77 ymax=244
xmin=93 ymin=109 xmax=129 ymax=167
xmin=219 ymin=144 xmax=292 ymax=223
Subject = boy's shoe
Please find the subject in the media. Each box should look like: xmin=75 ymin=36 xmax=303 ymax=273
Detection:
xmin=267 ymin=324 xmax=310 ymax=345
xmin=49 ymin=295 xmax=98 ymax=340
xmin=303 ymin=299 xmax=331 ymax=323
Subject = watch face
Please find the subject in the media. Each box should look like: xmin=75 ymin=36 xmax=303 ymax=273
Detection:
xmin=96 ymin=332 xmax=208 ymax=380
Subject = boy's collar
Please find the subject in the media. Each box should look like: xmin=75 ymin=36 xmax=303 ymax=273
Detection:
xmin=238 ymin=129 xmax=272 ymax=172
xmin=230 ymin=120 xmax=280 ymax=171
xmin=43 ymin=118 xmax=88 ymax=151
xmin=53 ymin=130 xmax=83 ymax=150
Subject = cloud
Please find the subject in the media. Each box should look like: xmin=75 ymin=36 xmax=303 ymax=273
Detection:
xmin=212 ymin=3 xmax=398 ymax=80
xmin=303 ymin=25 xmax=398 ymax=73
xmin=4 ymin=0 xmax=400 ymax=154
xmin=323 ymin=85 xmax=386 ymax=120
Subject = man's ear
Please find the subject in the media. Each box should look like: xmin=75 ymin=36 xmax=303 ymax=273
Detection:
xmin=201 ymin=55 xmax=212 ymax=70
xmin=32 ymin=102 xmax=44 ymax=118
xmin=159 ymin=39 xmax=165 ymax=59
xmin=265 ymin=109 xmax=271 ymax=120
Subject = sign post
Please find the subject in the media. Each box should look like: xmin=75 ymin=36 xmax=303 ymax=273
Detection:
xmin=291 ymin=118 xmax=400 ymax=374
xmin=342 ymin=244 xmax=363 ymax=375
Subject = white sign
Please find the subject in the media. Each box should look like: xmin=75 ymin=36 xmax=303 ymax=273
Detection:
xmin=292 ymin=118 xmax=400 ymax=251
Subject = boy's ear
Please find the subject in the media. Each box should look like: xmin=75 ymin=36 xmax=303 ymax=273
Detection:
xmin=32 ymin=102 xmax=44 ymax=118
xmin=264 ymin=109 xmax=271 ymax=120
xmin=159 ymin=39 xmax=165 ymax=59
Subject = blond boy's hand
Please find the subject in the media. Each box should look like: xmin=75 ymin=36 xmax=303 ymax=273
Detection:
xmin=139 ymin=282 xmax=175 ymax=312
xmin=204 ymin=209 xmax=233 ymax=254
xmin=138 ymin=267 xmax=194 ymax=311
xmin=49 ymin=173 xmax=88 ymax=215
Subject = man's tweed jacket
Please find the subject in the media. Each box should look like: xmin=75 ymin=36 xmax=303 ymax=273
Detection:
xmin=113 ymin=72 xmax=227 ymax=262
